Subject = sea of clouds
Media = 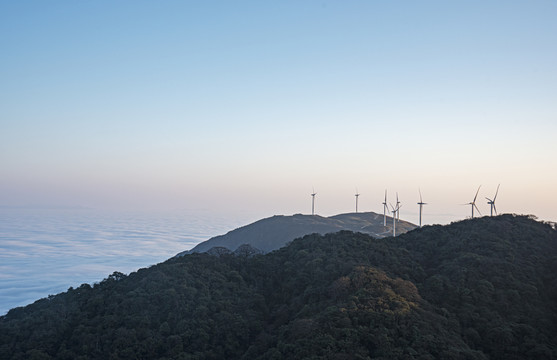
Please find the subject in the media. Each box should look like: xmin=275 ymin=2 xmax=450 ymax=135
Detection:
xmin=0 ymin=208 xmax=249 ymax=315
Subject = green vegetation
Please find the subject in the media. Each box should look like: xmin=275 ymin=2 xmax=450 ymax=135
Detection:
xmin=1 ymin=214 xmax=556 ymax=359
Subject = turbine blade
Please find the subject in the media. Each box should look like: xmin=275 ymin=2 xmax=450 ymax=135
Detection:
xmin=493 ymin=204 xmax=497 ymax=215
xmin=473 ymin=185 xmax=481 ymax=203
xmin=474 ymin=204 xmax=482 ymax=216
xmin=419 ymin=188 xmax=423 ymax=203
xmin=493 ymin=184 xmax=500 ymax=201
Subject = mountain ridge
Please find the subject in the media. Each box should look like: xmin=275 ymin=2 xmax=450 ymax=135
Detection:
xmin=178 ymin=211 xmax=417 ymax=255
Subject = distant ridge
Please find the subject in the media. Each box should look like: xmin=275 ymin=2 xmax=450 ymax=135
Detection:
xmin=177 ymin=211 xmax=417 ymax=255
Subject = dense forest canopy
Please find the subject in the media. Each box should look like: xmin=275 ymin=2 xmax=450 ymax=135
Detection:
xmin=1 ymin=214 xmax=556 ymax=359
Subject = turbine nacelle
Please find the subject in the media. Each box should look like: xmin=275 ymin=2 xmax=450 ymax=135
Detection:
xmin=417 ymin=188 xmax=427 ymax=227
xmin=395 ymin=192 xmax=401 ymax=222
xmin=466 ymin=185 xmax=482 ymax=218
xmin=310 ymin=187 xmax=317 ymax=215
xmin=486 ymin=184 xmax=500 ymax=216
xmin=389 ymin=202 xmax=402 ymax=214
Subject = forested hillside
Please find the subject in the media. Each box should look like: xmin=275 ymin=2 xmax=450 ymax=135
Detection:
xmin=1 ymin=214 xmax=556 ymax=359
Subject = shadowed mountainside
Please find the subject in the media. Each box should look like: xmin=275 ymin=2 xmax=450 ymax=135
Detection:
xmin=1 ymin=214 xmax=556 ymax=359
xmin=178 ymin=211 xmax=416 ymax=255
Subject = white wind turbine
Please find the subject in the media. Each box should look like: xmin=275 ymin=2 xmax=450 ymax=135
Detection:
xmin=417 ymin=189 xmax=427 ymax=227
xmin=396 ymin=192 xmax=401 ymax=222
xmin=311 ymin=188 xmax=317 ymax=215
xmin=382 ymin=190 xmax=388 ymax=226
xmin=465 ymin=186 xmax=482 ymax=218
xmin=355 ymin=188 xmax=360 ymax=213
xmin=486 ymin=184 xmax=500 ymax=216
xmin=389 ymin=202 xmax=401 ymax=237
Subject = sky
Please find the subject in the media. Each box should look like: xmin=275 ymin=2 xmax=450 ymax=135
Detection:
xmin=1 ymin=1 xmax=556 ymax=225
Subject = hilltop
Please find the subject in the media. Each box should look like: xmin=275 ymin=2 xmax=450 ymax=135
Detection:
xmin=179 ymin=211 xmax=416 ymax=255
xmin=1 ymin=214 xmax=556 ymax=359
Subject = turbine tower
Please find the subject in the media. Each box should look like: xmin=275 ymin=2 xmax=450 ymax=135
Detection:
xmin=466 ymin=186 xmax=482 ymax=218
xmin=311 ymin=188 xmax=317 ymax=215
xmin=417 ymin=189 xmax=427 ymax=227
xmin=486 ymin=184 xmax=500 ymax=216
xmin=389 ymin=203 xmax=401 ymax=237
xmin=396 ymin=192 xmax=401 ymax=222
xmin=382 ymin=190 xmax=388 ymax=226
xmin=355 ymin=189 xmax=360 ymax=213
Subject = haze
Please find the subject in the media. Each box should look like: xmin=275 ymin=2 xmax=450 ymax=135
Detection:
xmin=1 ymin=1 xmax=556 ymax=224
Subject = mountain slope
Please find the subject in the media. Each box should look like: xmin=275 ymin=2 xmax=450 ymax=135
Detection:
xmin=1 ymin=214 xmax=556 ymax=359
xmin=179 ymin=211 xmax=416 ymax=255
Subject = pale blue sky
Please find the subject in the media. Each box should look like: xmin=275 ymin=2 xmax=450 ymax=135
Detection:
xmin=1 ymin=1 xmax=556 ymax=224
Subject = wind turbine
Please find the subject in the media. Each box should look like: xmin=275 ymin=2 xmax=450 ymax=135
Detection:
xmin=311 ymin=188 xmax=317 ymax=215
xmin=417 ymin=189 xmax=427 ymax=227
xmin=382 ymin=190 xmax=388 ymax=226
xmin=389 ymin=203 xmax=401 ymax=237
xmin=396 ymin=192 xmax=401 ymax=222
xmin=466 ymin=186 xmax=482 ymax=218
xmin=354 ymin=189 xmax=360 ymax=213
xmin=486 ymin=184 xmax=500 ymax=216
